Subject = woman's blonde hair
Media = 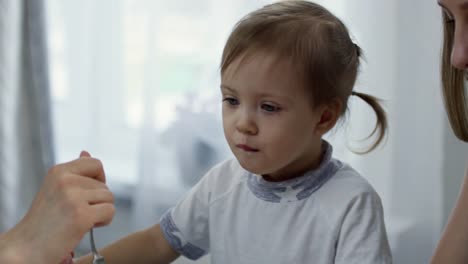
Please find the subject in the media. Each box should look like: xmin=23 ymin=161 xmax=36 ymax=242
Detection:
xmin=220 ymin=0 xmax=387 ymax=153
xmin=441 ymin=12 xmax=468 ymax=142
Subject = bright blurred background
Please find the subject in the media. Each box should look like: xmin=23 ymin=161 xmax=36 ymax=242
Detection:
xmin=1 ymin=1 xmax=467 ymax=263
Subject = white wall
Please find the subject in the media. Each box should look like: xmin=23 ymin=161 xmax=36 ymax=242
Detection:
xmin=334 ymin=1 xmax=448 ymax=263
xmin=390 ymin=1 xmax=446 ymax=263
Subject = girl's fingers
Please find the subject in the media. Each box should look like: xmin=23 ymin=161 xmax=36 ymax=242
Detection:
xmin=58 ymin=252 xmax=74 ymax=264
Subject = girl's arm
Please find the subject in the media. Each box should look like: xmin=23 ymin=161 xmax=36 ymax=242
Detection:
xmin=75 ymin=224 xmax=179 ymax=264
xmin=431 ymin=166 xmax=468 ymax=264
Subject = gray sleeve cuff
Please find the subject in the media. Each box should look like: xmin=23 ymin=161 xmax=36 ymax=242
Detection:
xmin=160 ymin=210 xmax=207 ymax=260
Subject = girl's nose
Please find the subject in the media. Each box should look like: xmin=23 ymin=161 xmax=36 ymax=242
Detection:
xmin=235 ymin=111 xmax=258 ymax=135
xmin=451 ymin=24 xmax=468 ymax=70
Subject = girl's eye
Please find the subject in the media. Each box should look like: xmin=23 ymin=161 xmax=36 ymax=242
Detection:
xmin=261 ymin=103 xmax=280 ymax=112
xmin=223 ymin=97 xmax=239 ymax=106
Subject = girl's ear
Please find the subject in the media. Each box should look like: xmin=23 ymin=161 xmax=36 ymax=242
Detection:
xmin=314 ymin=98 xmax=342 ymax=136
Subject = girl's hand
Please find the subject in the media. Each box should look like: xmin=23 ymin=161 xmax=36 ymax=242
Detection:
xmin=2 ymin=151 xmax=115 ymax=263
xmin=59 ymin=252 xmax=74 ymax=264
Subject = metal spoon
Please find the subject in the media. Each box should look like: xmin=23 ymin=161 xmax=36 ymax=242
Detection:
xmin=90 ymin=228 xmax=105 ymax=264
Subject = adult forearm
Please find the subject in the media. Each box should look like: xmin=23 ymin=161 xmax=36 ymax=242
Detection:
xmin=0 ymin=241 xmax=22 ymax=263
xmin=431 ymin=169 xmax=468 ymax=264
xmin=0 ymin=227 xmax=32 ymax=264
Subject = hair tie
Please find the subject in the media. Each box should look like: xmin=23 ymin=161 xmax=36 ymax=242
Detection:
xmin=354 ymin=43 xmax=361 ymax=57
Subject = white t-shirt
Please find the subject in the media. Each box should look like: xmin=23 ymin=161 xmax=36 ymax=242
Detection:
xmin=160 ymin=142 xmax=392 ymax=264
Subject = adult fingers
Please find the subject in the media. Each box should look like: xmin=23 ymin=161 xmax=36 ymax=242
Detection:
xmin=52 ymin=157 xmax=106 ymax=183
xmin=84 ymin=189 xmax=114 ymax=205
xmin=90 ymin=203 xmax=115 ymax=227
xmin=64 ymin=172 xmax=109 ymax=190
xmin=80 ymin=150 xmax=91 ymax=158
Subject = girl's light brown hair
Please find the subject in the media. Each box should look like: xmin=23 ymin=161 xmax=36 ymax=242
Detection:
xmin=441 ymin=12 xmax=468 ymax=142
xmin=220 ymin=0 xmax=387 ymax=153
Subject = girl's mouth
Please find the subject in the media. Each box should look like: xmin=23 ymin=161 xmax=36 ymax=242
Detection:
xmin=236 ymin=144 xmax=259 ymax=152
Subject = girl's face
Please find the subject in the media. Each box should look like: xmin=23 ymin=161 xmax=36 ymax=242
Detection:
xmin=439 ymin=0 xmax=468 ymax=69
xmin=221 ymin=53 xmax=329 ymax=182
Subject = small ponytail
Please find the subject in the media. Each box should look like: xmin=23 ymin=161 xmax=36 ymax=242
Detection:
xmin=354 ymin=43 xmax=362 ymax=58
xmin=351 ymin=91 xmax=388 ymax=154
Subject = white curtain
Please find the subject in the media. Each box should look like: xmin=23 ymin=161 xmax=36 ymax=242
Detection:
xmin=46 ymin=1 xmax=454 ymax=263
xmin=46 ymin=0 xmax=270 ymax=259
xmin=0 ymin=0 xmax=54 ymax=232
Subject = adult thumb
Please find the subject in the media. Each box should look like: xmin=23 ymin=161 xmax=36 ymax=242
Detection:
xmin=79 ymin=150 xmax=92 ymax=158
